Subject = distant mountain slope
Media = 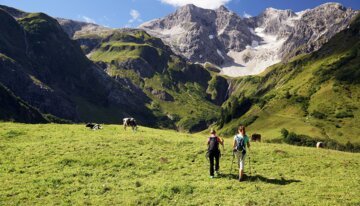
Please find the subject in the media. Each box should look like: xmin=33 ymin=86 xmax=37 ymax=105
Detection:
xmin=0 ymin=8 xmax=157 ymax=124
xmin=0 ymin=83 xmax=48 ymax=123
xmin=218 ymin=13 xmax=360 ymax=144
xmin=86 ymin=29 xmax=227 ymax=131
xmin=0 ymin=5 xmax=227 ymax=131
xmin=140 ymin=3 xmax=357 ymax=77
xmin=48 ymin=9 xmax=229 ymax=131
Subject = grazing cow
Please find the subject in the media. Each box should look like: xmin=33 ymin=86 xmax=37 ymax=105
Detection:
xmin=86 ymin=123 xmax=102 ymax=130
xmin=251 ymin=133 xmax=262 ymax=142
xmin=123 ymin=118 xmax=138 ymax=131
xmin=316 ymin=142 xmax=324 ymax=148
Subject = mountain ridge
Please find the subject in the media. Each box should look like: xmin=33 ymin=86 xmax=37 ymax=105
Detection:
xmin=140 ymin=2 xmax=358 ymax=77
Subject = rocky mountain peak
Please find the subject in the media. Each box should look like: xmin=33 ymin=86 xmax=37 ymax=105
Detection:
xmin=216 ymin=5 xmax=230 ymax=13
xmin=175 ymin=4 xmax=209 ymax=17
xmin=262 ymin=7 xmax=296 ymax=18
xmin=317 ymin=2 xmax=346 ymax=10
xmin=140 ymin=2 xmax=358 ymax=76
xmin=139 ymin=4 xmax=260 ymax=65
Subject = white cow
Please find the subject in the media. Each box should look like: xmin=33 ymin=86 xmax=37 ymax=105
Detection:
xmin=123 ymin=118 xmax=138 ymax=131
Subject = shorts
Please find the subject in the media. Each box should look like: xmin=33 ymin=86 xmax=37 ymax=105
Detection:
xmin=235 ymin=151 xmax=246 ymax=170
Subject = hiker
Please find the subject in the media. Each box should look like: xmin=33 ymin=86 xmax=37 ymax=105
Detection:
xmin=207 ymin=129 xmax=224 ymax=178
xmin=233 ymin=125 xmax=250 ymax=181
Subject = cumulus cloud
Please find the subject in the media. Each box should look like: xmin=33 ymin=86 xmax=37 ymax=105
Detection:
xmin=81 ymin=16 xmax=96 ymax=24
xmin=160 ymin=0 xmax=232 ymax=10
xmin=129 ymin=9 xmax=142 ymax=23
xmin=243 ymin=12 xmax=252 ymax=18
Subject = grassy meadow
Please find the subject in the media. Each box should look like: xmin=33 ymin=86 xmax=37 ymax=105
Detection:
xmin=0 ymin=123 xmax=359 ymax=205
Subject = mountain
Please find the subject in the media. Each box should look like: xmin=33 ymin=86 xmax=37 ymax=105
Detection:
xmin=81 ymin=28 xmax=227 ymax=131
xmin=0 ymin=5 xmax=228 ymax=131
xmin=140 ymin=5 xmax=260 ymax=66
xmin=218 ymin=13 xmax=360 ymax=144
xmin=140 ymin=3 xmax=358 ymax=77
xmin=53 ymin=9 xmax=229 ymax=131
xmin=0 ymin=7 xmax=158 ymax=125
xmin=0 ymin=3 xmax=359 ymax=141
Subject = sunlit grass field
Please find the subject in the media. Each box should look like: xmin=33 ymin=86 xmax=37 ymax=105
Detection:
xmin=0 ymin=123 xmax=359 ymax=205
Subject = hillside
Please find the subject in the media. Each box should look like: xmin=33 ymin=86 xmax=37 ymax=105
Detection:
xmin=0 ymin=6 xmax=227 ymax=132
xmin=0 ymin=8 xmax=159 ymax=125
xmin=0 ymin=123 xmax=359 ymax=205
xmin=77 ymin=28 xmax=227 ymax=131
xmin=0 ymin=83 xmax=48 ymax=123
xmin=218 ymin=14 xmax=360 ymax=144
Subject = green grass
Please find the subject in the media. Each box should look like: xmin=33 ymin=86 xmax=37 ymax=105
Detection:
xmin=0 ymin=123 xmax=359 ymax=205
xmin=90 ymin=42 xmax=157 ymax=63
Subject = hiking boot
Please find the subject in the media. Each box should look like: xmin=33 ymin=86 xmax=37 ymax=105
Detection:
xmin=215 ymin=171 xmax=220 ymax=177
xmin=210 ymin=176 xmax=214 ymax=179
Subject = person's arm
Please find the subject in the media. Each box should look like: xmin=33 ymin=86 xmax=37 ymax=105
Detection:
xmin=233 ymin=138 xmax=237 ymax=151
xmin=218 ymin=137 xmax=225 ymax=150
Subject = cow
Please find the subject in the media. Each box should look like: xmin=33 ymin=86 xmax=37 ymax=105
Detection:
xmin=86 ymin=123 xmax=103 ymax=130
xmin=251 ymin=133 xmax=261 ymax=142
xmin=123 ymin=118 xmax=138 ymax=131
xmin=316 ymin=142 xmax=324 ymax=148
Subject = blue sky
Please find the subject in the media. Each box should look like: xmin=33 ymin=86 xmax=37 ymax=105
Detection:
xmin=0 ymin=0 xmax=359 ymax=28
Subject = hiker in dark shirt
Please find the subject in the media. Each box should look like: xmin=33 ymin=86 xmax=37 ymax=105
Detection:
xmin=207 ymin=129 xmax=224 ymax=178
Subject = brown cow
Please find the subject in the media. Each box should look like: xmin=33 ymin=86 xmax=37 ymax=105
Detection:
xmin=251 ymin=133 xmax=261 ymax=142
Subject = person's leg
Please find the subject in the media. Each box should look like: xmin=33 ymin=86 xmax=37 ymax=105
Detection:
xmin=215 ymin=151 xmax=220 ymax=175
xmin=235 ymin=151 xmax=241 ymax=179
xmin=239 ymin=153 xmax=246 ymax=181
xmin=209 ymin=152 xmax=215 ymax=177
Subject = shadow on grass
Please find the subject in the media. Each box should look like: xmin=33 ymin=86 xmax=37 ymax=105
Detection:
xmin=219 ymin=174 xmax=301 ymax=185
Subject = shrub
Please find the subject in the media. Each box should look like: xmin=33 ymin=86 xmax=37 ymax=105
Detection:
xmin=240 ymin=115 xmax=258 ymax=127
xmin=335 ymin=111 xmax=354 ymax=118
xmin=5 ymin=130 xmax=26 ymax=138
xmin=311 ymin=110 xmax=327 ymax=119
xmin=281 ymin=129 xmax=360 ymax=152
xmin=280 ymin=128 xmax=289 ymax=138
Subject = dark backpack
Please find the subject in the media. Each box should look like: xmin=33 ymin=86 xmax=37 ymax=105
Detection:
xmin=236 ymin=135 xmax=246 ymax=155
xmin=208 ymin=137 xmax=219 ymax=152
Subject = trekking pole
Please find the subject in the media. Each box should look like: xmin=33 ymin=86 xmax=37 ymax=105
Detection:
xmin=229 ymin=150 xmax=235 ymax=178
xmin=248 ymin=154 xmax=251 ymax=176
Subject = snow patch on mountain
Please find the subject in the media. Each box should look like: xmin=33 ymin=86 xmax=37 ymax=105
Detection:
xmin=217 ymin=49 xmax=225 ymax=59
xmin=220 ymin=27 xmax=285 ymax=76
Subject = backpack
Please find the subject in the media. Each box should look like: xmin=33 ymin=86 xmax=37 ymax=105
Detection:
xmin=208 ymin=137 xmax=219 ymax=152
xmin=236 ymin=135 xmax=246 ymax=155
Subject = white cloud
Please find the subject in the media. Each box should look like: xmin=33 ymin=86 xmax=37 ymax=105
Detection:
xmin=130 ymin=9 xmax=140 ymax=20
xmin=129 ymin=9 xmax=142 ymax=23
xmin=81 ymin=16 xmax=96 ymax=24
xmin=243 ymin=12 xmax=252 ymax=18
xmin=160 ymin=0 xmax=232 ymax=9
